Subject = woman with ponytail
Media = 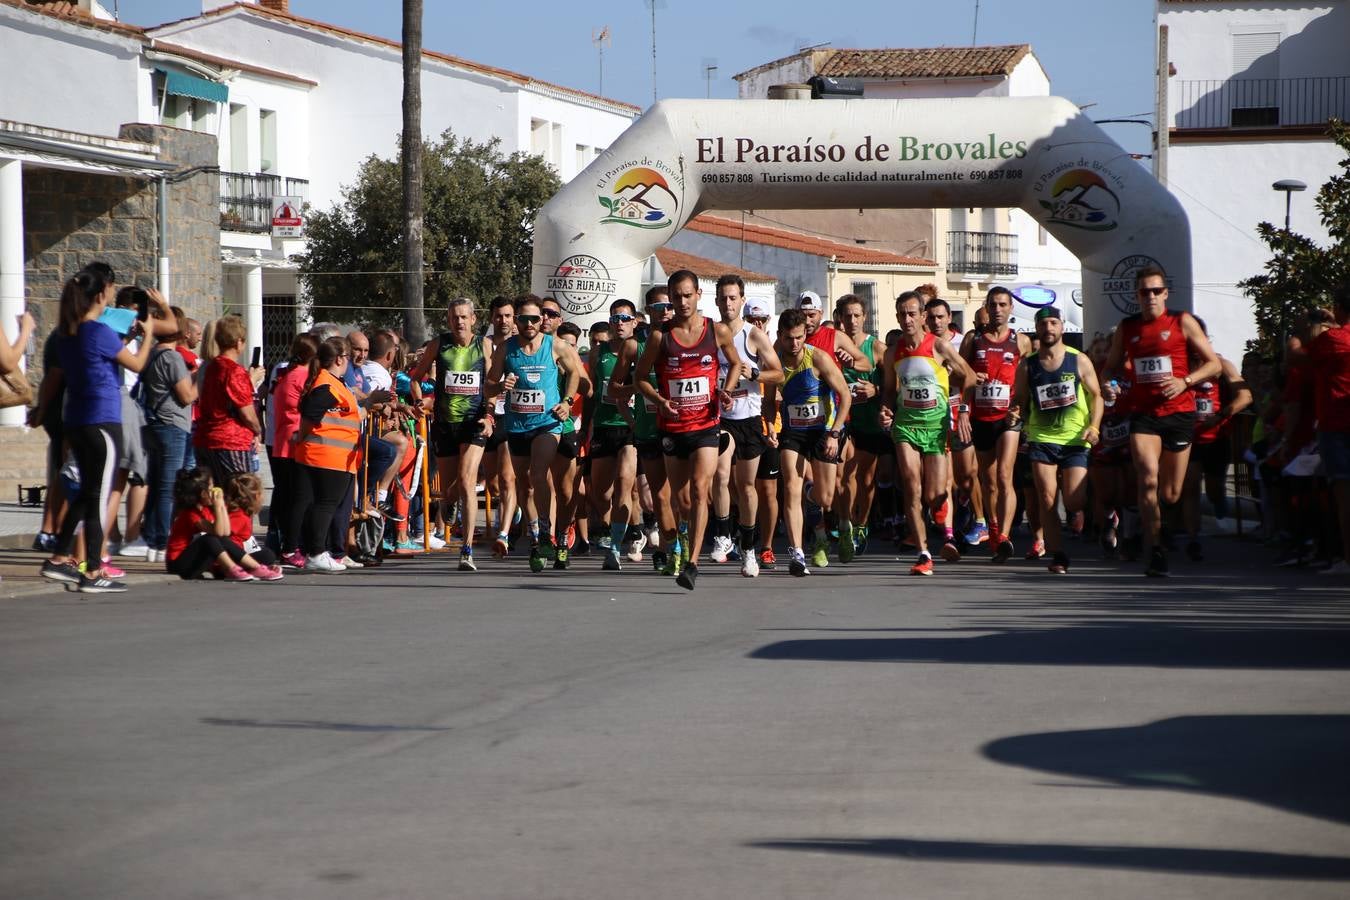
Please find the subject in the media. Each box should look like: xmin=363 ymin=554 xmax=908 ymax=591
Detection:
xmin=40 ymin=264 xmax=158 ymax=594
xmin=265 ymin=333 xmax=320 ymax=554
xmin=282 ymin=336 xmax=363 ymax=572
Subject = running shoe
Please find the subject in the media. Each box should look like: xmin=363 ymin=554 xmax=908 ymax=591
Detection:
xmin=1100 ymin=528 xmax=1119 ymax=561
xmin=1024 ymin=540 xmax=1046 ymax=561
xmin=603 ymin=548 xmax=622 ymax=571
xmin=40 ymin=559 xmax=82 ymax=585
xmin=117 ymin=538 xmax=150 ymax=558
xmin=811 ymin=543 xmax=829 ymax=570
xmin=652 ymin=549 xmax=668 ymax=573
xmin=573 ymin=538 xmax=592 ymax=557
xmin=99 ymin=559 xmax=126 ymax=579
xmin=740 ymin=550 xmax=759 ymax=578
xmin=759 ymin=548 xmax=777 ymax=571
xmin=854 ymin=525 xmax=869 ymax=556
xmin=305 ymin=552 xmax=347 ymax=573
xmin=1048 ymin=551 xmax=1070 ymax=576
xmin=333 ymin=555 xmax=362 ymax=569
xmin=910 ymin=551 xmax=934 ymax=576
xmin=676 ymin=562 xmax=698 ymax=591
xmin=646 ymin=525 xmax=661 ymax=549
xmin=962 ymin=522 xmax=990 ymax=546
xmin=425 ymin=532 xmax=447 ymax=550
xmin=789 ymin=548 xmax=809 ymax=578
xmin=1319 ymin=560 xmax=1350 ymax=576
xmin=1185 ymin=540 xmax=1203 ymax=562
xmin=253 ymin=565 xmax=285 ymax=581
xmin=280 ymin=550 xmax=306 ymax=569
xmin=837 ymin=525 xmax=855 ymax=563
xmin=222 ymin=565 xmax=255 ymax=582
xmin=939 ymin=541 xmax=961 ymax=563
xmin=626 ymin=532 xmax=648 ymax=563
xmin=394 ymin=539 xmax=423 ymax=553
xmin=458 ymin=549 xmax=477 ymax=572
xmin=529 ymin=547 xmax=545 ymax=573
xmin=710 ymin=535 xmax=734 ymax=564
xmin=378 ymin=502 xmax=406 ymax=523
xmin=597 ymin=534 xmax=613 ymax=552
xmin=991 ymin=538 xmax=1014 ymax=565
xmin=77 ymin=572 xmax=128 ymax=593
xmin=1145 ymin=546 xmax=1170 ymax=578
xmin=492 ymin=533 xmax=510 ymax=559
xmin=539 ymin=538 xmax=557 ymax=562
xmin=661 ymin=546 xmax=683 ymax=577
xmin=32 ymin=532 xmax=57 ymax=554
xmin=553 ymin=546 xmax=570 ymax=570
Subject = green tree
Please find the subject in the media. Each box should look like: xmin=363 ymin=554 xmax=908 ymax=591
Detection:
xmin=298 ymin=131 xmax=561 ymax=331
xmin=1239 ymin=118 xmax=1350 ymax=357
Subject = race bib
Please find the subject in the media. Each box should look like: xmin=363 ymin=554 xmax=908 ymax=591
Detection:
xmin=670 ymin=376 xmax=710 ymax=408
xmin=444 ymin=370 xmax=480 ymax=395
xmin=787 ymin=402 xmax=824 ymax=429
xmin=975 ymin=381 xmax=1011 ymax=409
xmin=508 ymin=388 xmax=545 ymax=414
xmin=1035 ymin=379 xmax=1077 ymax=411
xmin=1103 ymin=420 xmax=1129 ymax=445
xmin=1135 ymin=355 xmax=1173 ymax=384
xmin=1195 ymin=396 xmax=1215 ymax=419
xmin=901 ymin=378 xmax=938 ymax=410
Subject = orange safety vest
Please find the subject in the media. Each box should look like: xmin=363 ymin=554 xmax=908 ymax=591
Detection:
xmin=294 ymin=369 xmax=362 ymax=474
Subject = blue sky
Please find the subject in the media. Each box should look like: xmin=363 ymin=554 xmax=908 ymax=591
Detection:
xmin=120 ymin=0 xmax=1160 ymax=155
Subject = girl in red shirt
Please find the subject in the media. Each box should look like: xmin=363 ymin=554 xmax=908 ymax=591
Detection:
xmin=165 ymin=468 xmax=282 ymax=581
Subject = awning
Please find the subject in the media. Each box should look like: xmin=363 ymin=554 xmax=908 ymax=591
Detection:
xmin=158 ymin=68 xmax=229 ymax=104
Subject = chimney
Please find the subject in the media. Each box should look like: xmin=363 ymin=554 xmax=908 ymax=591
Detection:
xmin=258 ymin=0 xmax=289 ymax=12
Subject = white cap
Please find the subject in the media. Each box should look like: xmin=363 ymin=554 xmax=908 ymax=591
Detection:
xmin=797 ymin=290 xmax=824 ymax=311
xmin=745 ymin=298 xmax=771 ymax=318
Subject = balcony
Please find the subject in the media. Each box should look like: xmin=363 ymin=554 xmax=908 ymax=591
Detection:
xmin=947 ymin=231 xmax=1018 ymax=278
xmin=219 ymin=172 xmax=310 ymax=233
xmin=1174 ymin=76 xmax=1350 ymax=130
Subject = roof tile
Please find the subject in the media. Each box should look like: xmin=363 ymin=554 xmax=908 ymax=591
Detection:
xmin=654 ymin=248 xmax=777 ymax=284
xmin=817 ymin=45 xmax=1031 ymax=79
xmin=683 ymin=215 xmax=935 ymax=268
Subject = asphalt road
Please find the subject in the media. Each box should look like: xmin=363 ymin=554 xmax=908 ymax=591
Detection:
xmin=1 ymin=540 xmax=1348 ymax=899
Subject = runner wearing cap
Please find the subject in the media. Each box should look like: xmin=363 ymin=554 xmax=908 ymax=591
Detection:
xmin=959 ymin=286 xmax=1034 ymax=563
xmin=712 ymin=275 xmax=783 ymax=577
xmin=1013 ymin=306 xmax=1104 ymax=575
xmin=1102 ymin=265 xmax=1221 ymax=576
xmin=882 ymin=291 xmax=975 ymax=575
xmin=796 ymin=290 xmax=872 ymax=568
xmin=634 ymin=270 xmax=744 ymax=590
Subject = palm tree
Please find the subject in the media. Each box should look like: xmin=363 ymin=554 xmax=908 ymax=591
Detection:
xmin=401 ymin=0 xmax=428 ymax=346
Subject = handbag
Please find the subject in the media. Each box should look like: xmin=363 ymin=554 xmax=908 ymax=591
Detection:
xmin=0 ymin=368 xmax=33 ymax=409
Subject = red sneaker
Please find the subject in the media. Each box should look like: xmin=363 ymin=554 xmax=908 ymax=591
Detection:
xmin=910 ymin=552 xmax=934 ymax=576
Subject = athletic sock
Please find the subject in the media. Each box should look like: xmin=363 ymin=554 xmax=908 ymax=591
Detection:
xmin=538 ymin=517 xmax=552 ymax=544
xmin=610 ymin=522 xmax=627 ymax=550
xmin=713 ymin=515 xmax=731 ymax=540
xmin=642 ymin=511 xmax=657 ymax=530
xmin=738 ymin=523 xmax=756 ymax=553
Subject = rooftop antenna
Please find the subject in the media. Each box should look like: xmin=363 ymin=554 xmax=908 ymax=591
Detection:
xmin=644 ymin=0 xmax=667 ymax=105
xmin=702 ymin=57 xmax=718 ymax=98
xmin=592 ymin=25 xmax=611 ymax=96
xmin=972 ymin=0 xmax=981 ymax=45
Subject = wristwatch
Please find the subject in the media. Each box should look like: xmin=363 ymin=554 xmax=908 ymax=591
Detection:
xmin=827 ymin=429 xmax=842 ymax=439
xmin=749 ymin=367 xmax=760 ymax=382
xmin=957 ymin=404 xmax=970 ymax=414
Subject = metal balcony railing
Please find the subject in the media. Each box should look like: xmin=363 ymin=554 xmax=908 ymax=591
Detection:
xmin=219 ymin=172 xmax=310 ymax=233
xmin=1174 ymin=76 xmax=1350 ymax=129
xmin=947 ymin=231 xmax=1018 ymax=278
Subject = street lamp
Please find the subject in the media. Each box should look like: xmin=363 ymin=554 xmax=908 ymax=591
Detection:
xmin=1272 ymin=179 xmax=1307 ymax=232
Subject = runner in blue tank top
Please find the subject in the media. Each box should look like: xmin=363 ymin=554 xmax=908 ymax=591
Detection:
xmin=487 ymin=296 xmax=583 ymax=572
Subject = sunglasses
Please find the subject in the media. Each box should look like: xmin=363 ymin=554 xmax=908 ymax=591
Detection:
xmin=541 ymin=309 xmax=563 ymax=319
xmin=1137 ymin=286 xmax=1167 ymax=298
xmin=517 ymin=314 xmax=542 ymax=325
xmin=609 ymin=314 xmax=636 ymax=324
xmin=648 ymin=302 xmax=672 ymax=312
xmin=747 ymin=316 xmax=770 ymax=324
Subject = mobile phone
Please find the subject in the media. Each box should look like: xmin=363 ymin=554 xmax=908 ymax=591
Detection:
xmin=132 ymin=288 xmax=150 ymax=321
xmin=250 ymin=346 xmax=262 ymax=368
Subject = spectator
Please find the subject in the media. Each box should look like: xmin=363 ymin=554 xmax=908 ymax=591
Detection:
xmin=265 ymin=333 xmax=320 ymax=554
xmin=164 ymin=467 xmax=281 ymax=582
xmin=284 ymin=336 xmax=364 ymax=573
xmin=223 ymin=471 xmax=277 ymax=571
xmin=194 ymin=316 xmax=263 ymax=486
xmin=0 ymin=308 xmax=35 ymax=374
xmin=1303 ymin=288 xmax=1350 ymax=574
xmin=139 ymin=304 xmax=198 ymax=563
xmin=38 ymin=265 xmax=157 ymax=594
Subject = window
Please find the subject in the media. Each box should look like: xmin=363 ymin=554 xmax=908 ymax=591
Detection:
xmin=1231 ymin=32 xmax=1280 ymax=126
xmin=949 ymin=207 xmax=967 ymax=232
xmin=259 ymin=109 xmax=277 ymax=173
xmin=1038 ymin=224 xmax=1049 ymax=246
xmin=850 ymin=281 xmax=878 ymax=334
xmin=575 ymin=144 xmax=590 ymax=173
xmin=229 ymin=104 xmax=249 ymax=172
xmin=530 ymin=118 xmax=549 ymax=158
xmin=551 ymin=123 xmax=563 ymax=168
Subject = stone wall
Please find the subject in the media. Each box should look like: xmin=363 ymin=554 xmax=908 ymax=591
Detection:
xmin=22 ymin=123 xmax=222 ymax=369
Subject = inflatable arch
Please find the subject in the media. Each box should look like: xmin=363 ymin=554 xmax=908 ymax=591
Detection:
xmin=531 ymin=97 xmax=1190 ymax=338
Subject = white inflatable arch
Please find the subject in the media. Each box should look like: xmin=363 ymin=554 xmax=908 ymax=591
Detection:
xmin=532 ymin=97 xmax=1190 ymax=338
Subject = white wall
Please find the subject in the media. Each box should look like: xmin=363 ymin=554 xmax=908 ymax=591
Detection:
xmin=1161 ymin=1 xmax=1348 ymax=87
xmin=0 ymin=6 xmax=142 ymax=136
xmin=863 ymin=79 xmax=1010 ymax=100
xmin=1171 ymin=138 xmax=1340 ymax=359
xmin=736 ymin=56 xmax=818 ymax=100
xmin=517 ymin=90 xmax=632 ymax=183
xmin=150 ymin=11 xmax=635 ymax=213
xmin=215 ymin=74 xmax=311 ymax=180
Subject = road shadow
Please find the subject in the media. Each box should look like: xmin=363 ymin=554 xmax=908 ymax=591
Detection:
xmin=747 ymin=837 xmax=1350 ymax=881
xmin=983 ymin=714 xmax=1350 ymax=826
xmin=749 ymin=623 xmax=1350 ymax=669
xmin=201 ymin=717 xmax=451 ymax=733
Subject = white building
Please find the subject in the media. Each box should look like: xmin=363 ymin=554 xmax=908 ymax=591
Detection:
xmin=1159 ymin=0 xmax=1348 ymax=359
xmin=733 ymin=45 xmax=1083 ymax=326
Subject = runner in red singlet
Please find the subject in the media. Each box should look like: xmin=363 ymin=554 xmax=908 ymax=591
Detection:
xmin=1103 ymin=265 xmax=1221 ymax=576
xmin=634 ymin=269 xmax=744 ymax=590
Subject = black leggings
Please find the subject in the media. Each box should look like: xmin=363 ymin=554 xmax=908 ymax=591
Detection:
xmin=287 ymin=464 xmax=353 ymax=556
xmin=55 ymin=423 xmax=121 ymax=565
xmin=167 ymin=533 xmax=277 ymax=579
